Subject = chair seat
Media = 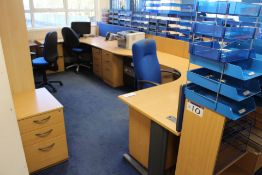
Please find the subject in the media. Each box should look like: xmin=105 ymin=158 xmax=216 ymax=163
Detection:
xmin=32 ymin=57 xmax=49 ymax=66
xmin=72 ymin=48 xmax=83 ymax=53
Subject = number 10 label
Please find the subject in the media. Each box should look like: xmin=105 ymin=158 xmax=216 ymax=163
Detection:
xmin=187 ymin=101 xmax=204 ymax=117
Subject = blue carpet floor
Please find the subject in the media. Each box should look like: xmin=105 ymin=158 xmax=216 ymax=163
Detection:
xmin=33 ymin=71 xmax=262 ymax=175
xmin=34 ymin=71 xmax=139 ymax=175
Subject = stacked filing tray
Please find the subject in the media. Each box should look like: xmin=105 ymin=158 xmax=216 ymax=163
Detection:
xmin=185 ymin=0 xmax=262 ymax=120
xmin=118 ymin=10 xmax=132 ymax=27
xmin=131 ymin=12 xmax=149 ymax=32
xmin=108 ymin=0 xmax=197 ymax=41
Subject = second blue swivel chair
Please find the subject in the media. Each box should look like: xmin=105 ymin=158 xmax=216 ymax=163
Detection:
xmin=132 ymin=39 xmax=181 ymax=89
xmin=32 ymin=31 xmax=63 ymax=93
xmin=62 ymin=27 xmax=90 ymax=73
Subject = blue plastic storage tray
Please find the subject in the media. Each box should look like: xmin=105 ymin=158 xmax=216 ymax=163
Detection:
xmin=177 ymin=28 xmax=191 ymax=35
xmin=178 ymin=36 xmax=192 ymax=42
xmin=158 ymin=20 xmax=168 ymax=25
xmin=185 ymin=83 xmax=256 ymax=120
xmin=190 ymin=41 xmax=251 ymax=63
xmin=149 ymin=18 xmax=158 ymax=23
xmin=229 ymin=2 xmax=261 ymax=17
xmin=197 ymin=1 xmax=228 ymax=14
xmin=187 ymin=68 xmax=261 ymax=101
xmin=190 ymin=55 xmax=262 ymax=80
xmin=149 ymin=25 xmax=157 ymax=30
xmin=158 ymin=26 xmax=168 ymax=31
xmin=197 ymin=1 xmax=261 ymax=17
xmin=193 ymin=23 xmax=256 ymax=40
xmin=148 ymin=31 xmax=157 ymax=35
xmin=157 ymin=32 xmax=168 ymax=37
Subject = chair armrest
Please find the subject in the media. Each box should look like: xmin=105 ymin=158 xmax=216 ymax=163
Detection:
xmin=137 ymin=80 xmax=160 ymax=89
xmin=161 ymin=69 xmax=181 ymax=81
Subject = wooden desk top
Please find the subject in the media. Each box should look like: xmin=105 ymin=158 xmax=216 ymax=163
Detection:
xmin=119 ymin=56 xmax=198 ymax=135
xmin=80 ymin=36 xmax=195 ymax=135
xmin=80 ymin=36 xmax=132 ymax=57
xmin=36 ymin=36 xmax=189 ymax=68
xmin=36 ymin=38 xmax=64 ymax=45
xmin=80 ymin=36 xmax=188 ymax=68
xmin=14 ymin=88 xmax=63 ymax=121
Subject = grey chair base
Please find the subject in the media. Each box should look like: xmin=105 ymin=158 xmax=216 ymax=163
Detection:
xmin=36 ymin=81 xmax=63 ymax=93
xmin=66 ymin=63 xmax=90 ymax=73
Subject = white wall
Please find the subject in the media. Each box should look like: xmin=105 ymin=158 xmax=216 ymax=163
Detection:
xmin=0 ymin=38 xmax=29 ymax=175
xmin=96 ymin=0 xmax=110 ymax=21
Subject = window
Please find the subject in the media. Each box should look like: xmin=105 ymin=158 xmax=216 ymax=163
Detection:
xmin=23 ymin=0 xmax=96 ymax=29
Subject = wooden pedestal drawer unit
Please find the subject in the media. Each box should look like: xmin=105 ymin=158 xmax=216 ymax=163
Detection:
xmin=14 ymin=88 xmax=69 ymax=173
xmin=24 ymin=135 xmax=68 ymax=172
xmin=92 ymin=47 xmax=103 ymax=78
xmin=102 ymin=50 xmax=123 ymax=87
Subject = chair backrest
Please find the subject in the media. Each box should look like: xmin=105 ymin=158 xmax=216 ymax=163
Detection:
xmin=43 ymin=31 xmax=58 ymax=63
xmin=61 ymin=27 xmax=80 ymax=51
xmin=132 ymin=39 xmax=161 ymax=89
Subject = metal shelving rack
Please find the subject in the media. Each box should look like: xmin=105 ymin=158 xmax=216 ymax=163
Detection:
xmin=185 ymin=0 xmax=262 ymax=120
xmin=182 ymin=1 xmax=262 ymax=173
xmin=108 ymin=0 xmax=196 ymax=41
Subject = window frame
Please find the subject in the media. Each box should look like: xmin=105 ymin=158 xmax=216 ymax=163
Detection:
xmin=24 ymin=0 xmax=97 ymax=29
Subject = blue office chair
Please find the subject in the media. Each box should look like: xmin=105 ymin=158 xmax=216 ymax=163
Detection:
xmin=132 ymin=39 xmax=181 ymax=89
xmin=62 ymin=27 xmax=90 ymax=73
xmin=32 ymin=31 xmax=63 ymax=93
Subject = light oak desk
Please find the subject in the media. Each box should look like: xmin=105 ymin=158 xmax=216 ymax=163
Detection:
xmin=118 ymin=51 xmax=197 ymax=175
xmin=37 ymin=36 xmax=186 ymax=87
xmin=80 ymin=36 xmax=189 ymax=87
xmin=80 ymin=36 xmax=186 ymax=67
xmin=34 ymin=39 xmax=65 ymax=73
xmin=79 ymin=36 xmax=193 ymax=175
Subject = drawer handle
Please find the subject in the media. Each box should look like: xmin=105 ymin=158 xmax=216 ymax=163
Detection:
xmin=38 ymin=143 xmax=55 ymax=152
xmin=33 ymin=116 xmax=51 ymax=124
xmin=35 ymin=129 xmax=53 ymax=138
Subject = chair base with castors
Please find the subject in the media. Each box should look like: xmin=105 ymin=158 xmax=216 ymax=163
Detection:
xmin=36 ymin=81 xmax=63 ymax=93
xmin=66 ymin=63 xmax=90 ymax=73
xmin=34 ymin=65 xmax=63 ymax=93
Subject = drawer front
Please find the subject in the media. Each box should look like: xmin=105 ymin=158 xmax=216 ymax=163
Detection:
xmin=93 ymin=55 xmax=102 ymax=65
xmin=19 ymin=109 xmax=64 ymax=134
xmin=102 ymin=66 xmax=113 ymax=82
xmin=103 ymin=57 xmax=113 ymax=67
xmin=102 ymin=50 xmax=113 ymax=61
xmin=92 ymin=48 xmax=101 ymax=57
xmin=21 ymin=122 xmax=66 ymax=146
xmin=25 ymin=134 xmax=68 ymax=173
xmin=93 ymin=64 xmax=102 ymax=77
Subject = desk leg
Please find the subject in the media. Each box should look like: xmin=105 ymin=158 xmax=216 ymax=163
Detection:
xmin=123 ymin=154 xmax=147 ymax=175
xmin=123 ymin=121 xmax=169 ymax=175
xmin=148 ymin=121 xmax=169 ymax=175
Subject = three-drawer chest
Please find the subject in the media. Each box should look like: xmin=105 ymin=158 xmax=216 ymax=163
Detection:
xmin=14 ymin=88 xmax=68 ymax=173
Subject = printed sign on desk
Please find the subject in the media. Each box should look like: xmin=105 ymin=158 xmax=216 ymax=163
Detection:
xmin=187 ymin=101 xmax=204 ymax=117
